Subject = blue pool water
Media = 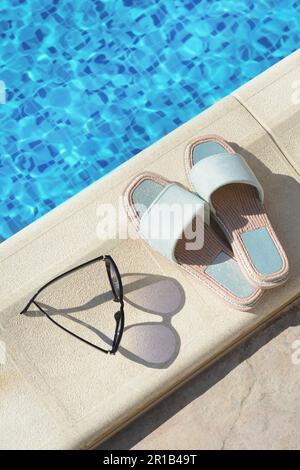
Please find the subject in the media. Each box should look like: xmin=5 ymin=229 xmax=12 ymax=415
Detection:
xmin=1 ymin=0 xmax=300 ymax=241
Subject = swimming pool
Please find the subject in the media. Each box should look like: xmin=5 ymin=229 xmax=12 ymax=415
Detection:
xmin=1 ymin=0 xmax=299 ymax=241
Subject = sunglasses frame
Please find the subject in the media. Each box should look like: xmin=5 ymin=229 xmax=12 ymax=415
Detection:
xmin=20 ymin=255 xmax=125 ymax=355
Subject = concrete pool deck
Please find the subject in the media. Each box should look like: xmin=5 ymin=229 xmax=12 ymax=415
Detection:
xmin=0 ymin=49 xmax=299 ymax=449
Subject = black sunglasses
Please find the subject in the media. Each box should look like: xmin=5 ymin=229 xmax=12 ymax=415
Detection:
xmin=20 ymin=255 xmax=124 ymax=355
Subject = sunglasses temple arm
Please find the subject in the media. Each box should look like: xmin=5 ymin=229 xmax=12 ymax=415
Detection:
xmin=20 ymin=255 xmax=106 ymax=315
xmin=21 ymin=294 xmax=40 ymax=314
xmin=32 ymin=301 xmax=111 ymax=355
xmin=19 ymin=255 xmax=122 ymax=355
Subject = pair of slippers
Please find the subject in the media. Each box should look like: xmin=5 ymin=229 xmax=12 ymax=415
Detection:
xmin=124 ymin=135 xmax=289 ymax=311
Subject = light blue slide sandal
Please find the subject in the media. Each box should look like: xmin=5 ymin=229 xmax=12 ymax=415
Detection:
xmin=185 ymin=135 xmax=289 ymax=288
xmin=124 ymin=172 xmax=264 ymax=310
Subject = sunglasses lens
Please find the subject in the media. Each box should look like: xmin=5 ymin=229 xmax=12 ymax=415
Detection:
xmin=108 ymin=260 xmax=122 ymax=301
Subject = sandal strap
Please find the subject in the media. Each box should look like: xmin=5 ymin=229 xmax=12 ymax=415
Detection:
xmin=139 ymin=183 xmax=209 ymax=262
xmin=189 ymin=152 xmax=264 ymax=212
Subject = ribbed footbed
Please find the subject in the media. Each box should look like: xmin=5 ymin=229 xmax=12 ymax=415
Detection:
xmin=212 ymin=183 xmax=269 ymax=241
xmin=175 ymin=221 xmax=226 ymax=268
